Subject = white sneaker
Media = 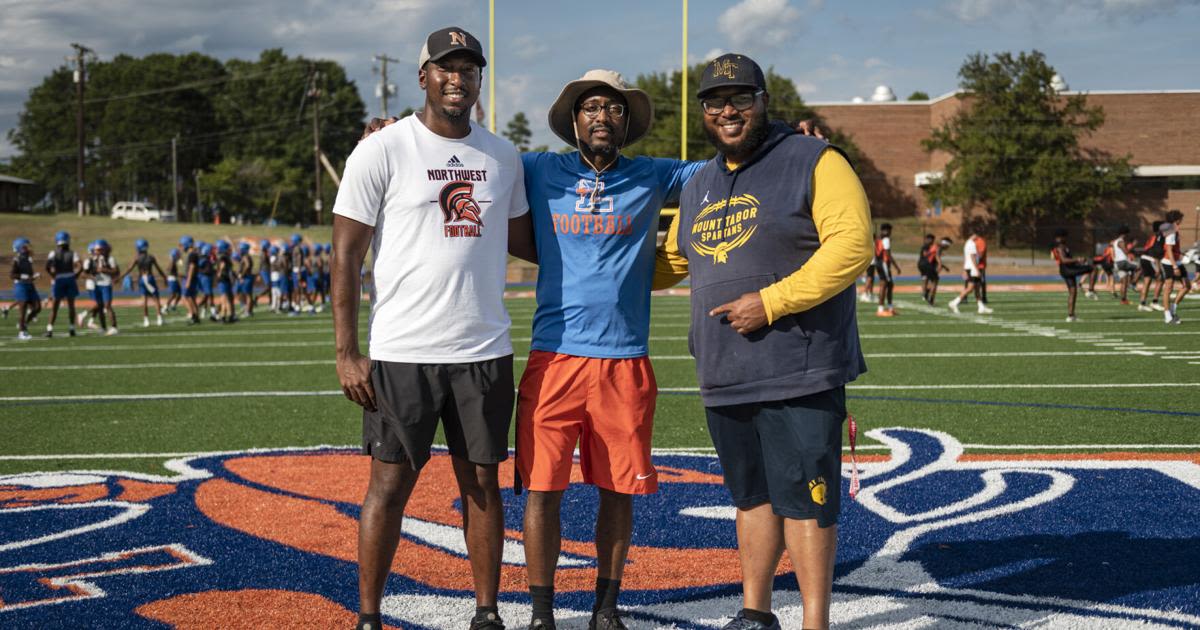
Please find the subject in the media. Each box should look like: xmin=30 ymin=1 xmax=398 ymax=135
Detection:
xmin=1137 ymin=304 xmax=1153 ymax=312
xmin=142 ymin=317 xmax=151 ymax=328
xmin=1165 ymin=310 xmax=1174 ymax=324
xmin=16 ymin=330 xmax=32 ymax=341
xmin=77 ymin=312 xmax=86 ymax=327
xmin=948 ymin=298 xmax=961 ymax=313
xmin=105 ymin=327 xmax=119 ymax=336
xmin=1066 ymin=315 xmax=1077 ymax=323
xmin=87 ymin=321 xmax=99 ymax=330
xmin=1151 ymin=303 xmax=1165 ymax=312
xmin=1170 ymin=315 xmax=1182 ymax=325
xmin=156 ymin=315 xmax=164 ymax=326
xmin=1085 ymin=291 xmax=1098 ymax=300
xmin=314 ymin=305 xmax=324 ymax=313
xmin=978 ymin=304 xmax=994 ymax=314
xmin=858 ymin=292 xmax=871 ymax=303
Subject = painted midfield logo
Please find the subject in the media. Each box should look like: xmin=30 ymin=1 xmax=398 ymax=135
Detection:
xmin=2 ymin=429 xmax=1199 ymax=627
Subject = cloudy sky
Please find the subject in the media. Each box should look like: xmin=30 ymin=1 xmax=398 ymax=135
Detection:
xmin=2 ymin=0 xmax=1198 ymax=160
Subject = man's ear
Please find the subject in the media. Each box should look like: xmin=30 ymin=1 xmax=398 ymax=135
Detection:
xmin=760 ymin=91 xmax=770 ymax=109
xmin=418 ymin=67 xmax=427 ymax=91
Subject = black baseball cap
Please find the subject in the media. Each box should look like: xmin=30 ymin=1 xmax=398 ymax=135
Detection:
xmin=696 ymin=53 xmax=766 ymax=98
xmin=418 ymin=26 xmax=486 ymax=69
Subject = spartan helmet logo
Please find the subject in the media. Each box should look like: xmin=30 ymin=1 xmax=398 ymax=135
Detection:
xmin=449 ymin=31 xmax=467 ymax=46
xmin=439 ymin=181 xmax=484 ymax=226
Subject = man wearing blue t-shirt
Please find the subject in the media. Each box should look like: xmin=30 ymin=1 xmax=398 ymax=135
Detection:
xmin=516 ymin=70 xmax=702 ymax=630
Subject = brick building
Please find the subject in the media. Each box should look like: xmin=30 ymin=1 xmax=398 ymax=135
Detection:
xmin=810 ymin=90 xmax=1200 ymax=242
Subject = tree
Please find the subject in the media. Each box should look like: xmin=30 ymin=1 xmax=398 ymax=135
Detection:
xmin=628 ymin=62 xmax=859 ymax=163
xmin=922 ymin=51 xmax=1131 ymax=241
xmin=907 ymin=91 xmax=930 ymax=101
xmin=502 ymin=112 xmax=532 ymax=152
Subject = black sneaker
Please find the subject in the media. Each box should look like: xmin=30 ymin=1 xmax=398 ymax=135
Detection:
xmin=721 ymin=612 xmax=781 ymax=630
xmin=43 ymin=330 xmax=52 ymax=338
xmin=527 ymin=618 xmax=556 ymax=630
xmin=469 ymin=610 xmax=505 ymax=630
xmin=68 ymin=329 xmax=76 ymax=337
xmin=589 ymin=608 xmax=627 ymax=630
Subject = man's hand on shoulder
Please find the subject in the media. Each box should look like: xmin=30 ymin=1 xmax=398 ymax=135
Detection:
xmin=336 ymin=351 xmax=377 ymax=412
xmin=360 ymin=116 xmax=399 ymax=141
xmin=710 ymin=292 xmax=768 ymax=335
xmin=794 ymin=119 xmax=826 ymax=140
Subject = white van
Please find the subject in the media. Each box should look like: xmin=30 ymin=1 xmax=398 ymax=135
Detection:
xmin=111 ymin=201 xmax=176 ymax=222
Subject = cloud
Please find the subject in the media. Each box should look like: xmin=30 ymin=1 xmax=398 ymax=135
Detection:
xmin=864 ymin=57 xmax=886 ymax=69
xmin=717 ymin=0 xmax=802 ymax=49
xmin=511 ymin=35 xmax=548 ymax=60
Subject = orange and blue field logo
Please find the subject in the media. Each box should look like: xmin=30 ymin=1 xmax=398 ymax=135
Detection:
xmin=2 ymin=428 xmax=1199 ymax=628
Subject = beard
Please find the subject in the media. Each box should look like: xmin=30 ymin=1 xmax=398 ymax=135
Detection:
xmin=583 ymin=123 xmax=619 ymax=157
xmin=705 ymin=109 xmax=769 ymax=159
xmin=440 ymin=104 xmax=469 ymax=120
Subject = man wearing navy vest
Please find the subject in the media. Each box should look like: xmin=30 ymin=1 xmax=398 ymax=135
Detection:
xmin=655 ymin=53 xmax=873 ymax=630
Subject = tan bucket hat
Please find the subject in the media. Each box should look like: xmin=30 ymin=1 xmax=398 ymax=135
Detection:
xmin=547 ymin=69 xmax=653 ymax=148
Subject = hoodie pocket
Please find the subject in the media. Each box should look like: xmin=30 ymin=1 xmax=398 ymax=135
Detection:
xmin=690 ymin=274 xmax=811 ymax=389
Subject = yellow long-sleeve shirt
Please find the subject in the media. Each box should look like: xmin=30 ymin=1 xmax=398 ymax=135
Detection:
xmin=653 ymin=148 xmax=874 ymax=324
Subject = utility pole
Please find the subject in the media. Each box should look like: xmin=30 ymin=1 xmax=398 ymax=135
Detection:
xmin=171 ymin=134 xmax=179 ymax=215
xmin=310 ymin=70 xmax=323 ymax=225
xmin=373 ymin=54 xmax=398 ymax=118
xmin=70 ymin=43 xmax=93 ymax=216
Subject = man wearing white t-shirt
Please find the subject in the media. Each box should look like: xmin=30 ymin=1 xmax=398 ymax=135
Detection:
xmin=331 ymin=27 xmax=534 ymax=630
xmin=948 ymin=229 xmax=993 ymax=314
xmin=1159 ymin=211 xmax=1189 ymax=324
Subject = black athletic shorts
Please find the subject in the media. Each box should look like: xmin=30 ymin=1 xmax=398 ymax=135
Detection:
xmin=875 ymin=259 xmax=893 ymax=283
xmin=1165 ymin=264 xmax=1188 ymax=281
xmin=1140 ymin=259 xmax=1160 ymax=280
xmin=918 ymin=261 xmax=938 ymax=281
xmin=363 ymin=356 xmax=515 ymax=470
xmin=705 ymin=387 xmax=846 ymax=527
xmin=1059 ymin=263 xmax=1093 ymax=289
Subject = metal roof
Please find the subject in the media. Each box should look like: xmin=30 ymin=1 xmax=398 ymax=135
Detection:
xmin=0 ymin=174 xmax=36 ymax=185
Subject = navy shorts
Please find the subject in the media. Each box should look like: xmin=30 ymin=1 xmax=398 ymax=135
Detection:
xmin=93 ymin=285 xmax=113 ymax=305
xmin=140 ymin=275 xmax=158 ymax=297
xmin=184 ymin=278 xmax=198 ymax=298
xmin=13 ymin=282 xmax=39 ymax=303
xmin=168 ymin=277 xmax=181 ymax=296
xmin=198 ymin=275 xmax=212 ymax=296
xmin=216 ymin=280 xmax=233 ymax=298
xmin=52 ymin=277 xmax=78 ymax=300
xmin=706 ymin=387 xmax=846 ymax=527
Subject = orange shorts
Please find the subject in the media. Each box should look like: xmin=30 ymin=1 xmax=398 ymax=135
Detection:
xmin=515 ymin=350 xmax=657 ymax=495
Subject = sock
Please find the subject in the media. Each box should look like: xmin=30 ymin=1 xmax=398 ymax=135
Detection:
xmin=530 ymin=585 xmax=554 ymax=621
xmin=356 ymin=612 xmax=382 ymax=630
xmin=46 ymin=324 xmax=53 ymax=332
xmin=594 ymin=577 xmax=621 ymax=613
xmin=740 ymin=608 xmax=776 ymax=626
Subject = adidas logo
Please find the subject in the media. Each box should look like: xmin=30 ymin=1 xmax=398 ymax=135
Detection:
xmin=446 ymin=155 xmax=464 ymax=167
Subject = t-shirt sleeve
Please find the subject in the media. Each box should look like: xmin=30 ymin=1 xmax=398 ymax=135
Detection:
xmin=655 ymin=159 xmax=705 ymax=206
xmin=332 ymin=136 xmax=390 ymax=227
xmin=509 ymin=150 xmax=530 ymax=219
xmin=882 ymin=236 xmax=891 ymax=250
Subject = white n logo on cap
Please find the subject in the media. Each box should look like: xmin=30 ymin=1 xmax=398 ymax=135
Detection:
xmin=449 ymin=31 xmax=467 ymax=46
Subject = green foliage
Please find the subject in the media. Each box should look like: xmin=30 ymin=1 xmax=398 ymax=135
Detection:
xmin=197 ymin=156 xmax=302 ymax=221
xmin=627 ymin=62 xmax=859 ymax=163
xmin=922 ymin=51 xmax=1132 ymax=237
xmin=7 ymin=49 xmax=366 ymax=224
xmin=502 ymin=111 xmax=533 ymax=152
xmin=907 ymin=90 xmax=931 ymax=101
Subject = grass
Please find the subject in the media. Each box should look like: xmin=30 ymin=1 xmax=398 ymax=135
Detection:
xmin=2 ymin=285 xmax=1198 ymax=478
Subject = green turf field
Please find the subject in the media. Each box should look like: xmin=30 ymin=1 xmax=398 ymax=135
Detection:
xmin=2 ymin=288 xmax=1198 ymax=477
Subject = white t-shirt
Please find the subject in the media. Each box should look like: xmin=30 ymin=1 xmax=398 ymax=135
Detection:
xmin=1112 ymin=236 xmax=1128 ymax=263
xmin=1161 ymin=229 xmax=1178 ymax=265
xmin=963 ymin=239 xmax=980 ymax=276
xmin=93 ymin=256 xmax=117 ymax=287
xmin=332 ymin=115 xmax=529 ymax=363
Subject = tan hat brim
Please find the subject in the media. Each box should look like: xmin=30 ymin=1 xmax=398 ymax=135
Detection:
xmin=547 ymin=79 xmax=653 ymax=148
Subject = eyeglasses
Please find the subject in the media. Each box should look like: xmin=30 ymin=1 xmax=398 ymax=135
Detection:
xmin=700 ymin=90 xmax=763 ymax=115
xmin=578 ymin=102 xmax=626 ymax=119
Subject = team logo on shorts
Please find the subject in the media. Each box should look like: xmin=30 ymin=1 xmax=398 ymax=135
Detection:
xmin=438 ymin=181 xmax=484 ymax=238
xmin=808 ymin=476 xmax=827 ymax=506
